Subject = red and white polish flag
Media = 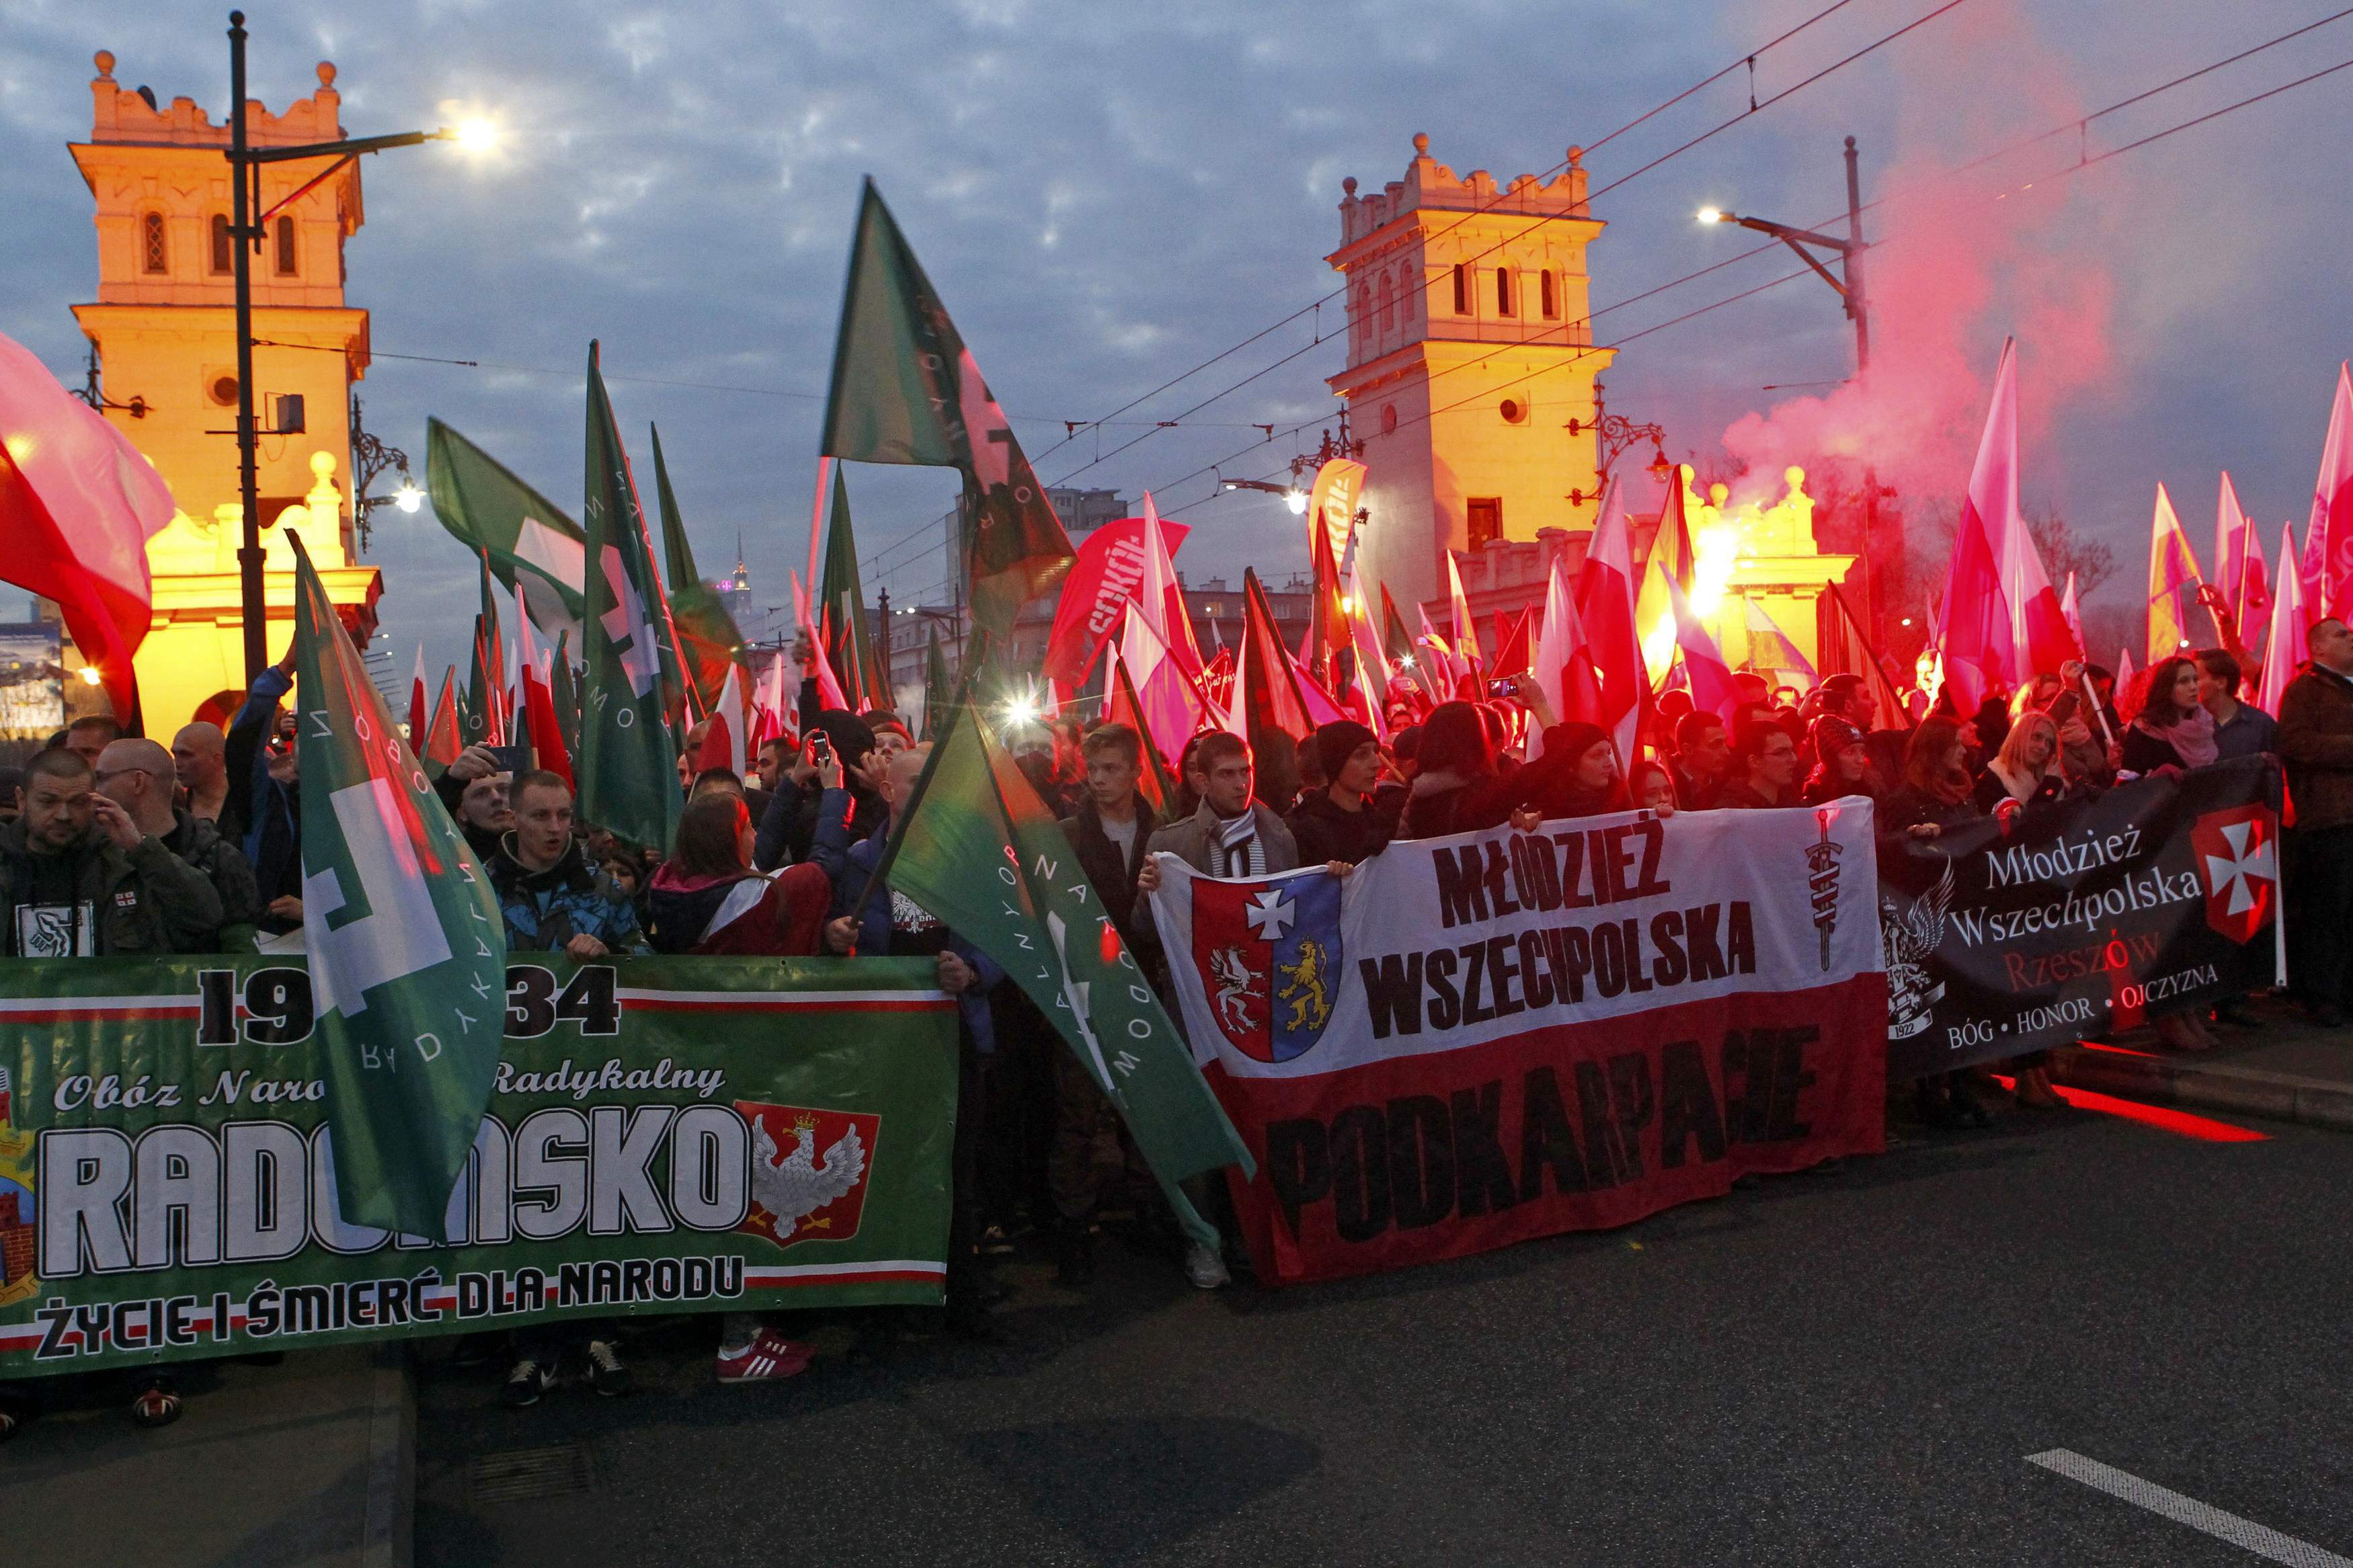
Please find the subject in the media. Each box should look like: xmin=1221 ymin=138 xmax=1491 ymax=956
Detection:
xmin=0 ymin=329 xmax=175 ymax=724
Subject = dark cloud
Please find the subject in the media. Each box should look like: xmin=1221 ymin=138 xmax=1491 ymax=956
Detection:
xmin=5 ymin=1 xmax=2348 ymax=679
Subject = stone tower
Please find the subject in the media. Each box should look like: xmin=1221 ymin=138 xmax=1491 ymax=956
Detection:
xmin=1326 ymin=135 xmax=1613 ymax=620
xmin=69 ymin=50 xmax=381 ymax=729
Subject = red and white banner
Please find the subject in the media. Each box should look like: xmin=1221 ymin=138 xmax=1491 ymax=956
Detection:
xmin=1039 ymin=514 xmax=1190 ymax=692
xmin=1147 ymin=803 xmax=1888 ymax=1284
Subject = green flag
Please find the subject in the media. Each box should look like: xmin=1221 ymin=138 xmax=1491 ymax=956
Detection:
xmin=288 ymin=533 xmax=506 ymax=1238
xmin=818 ymin=464 xmax=888 ymax=710
xmin=425 ymin=418 xmax=586 ymax=645
xmin=922 ymin=621 xmax=951 ymax=738
xmin=474 ymin=556 xmax=508 ymax=745
xmin=820 ymin=179 xmax=1075 ymax=641
xmin=549 ymin=631 xmax=581 ymax=761
xmin=461 ymin=615 xmax=502 ymax=747
xmin=649 ymin=425 xmax=742 ymax=718
xmin=883 ymin=688 xmax=1252 ymax=1241
xmin=578 ymin=341 xmax=684 ymax=852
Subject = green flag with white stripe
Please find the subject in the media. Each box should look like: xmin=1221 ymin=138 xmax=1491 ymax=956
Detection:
xmin=577 ymin=342 xmax=684 ymax=853
xmin=290 ymin=533 xmax=506 ymax=1239
xmin=426 ymin=418 xmax=586 ymax=646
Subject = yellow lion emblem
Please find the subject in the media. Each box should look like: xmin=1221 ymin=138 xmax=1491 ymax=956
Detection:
xmin=1275 ymin=939 xmax=1331 ymax=1034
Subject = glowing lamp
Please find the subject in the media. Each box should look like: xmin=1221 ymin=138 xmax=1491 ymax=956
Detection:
xmin=393 ymin=479 xmax=425 ymax=513
xmin=77 ymin=665 xmax=103 ymax=687
xmin=1285 ymin=489 xmax=1308 ymax=515
xmin=450 ymin=118 xmax=499 ymax=154
xmin=1696 ymin=207 xmax=1728 ymax=225
xmin=1003 ymin=697 xmax=1038 ymax=727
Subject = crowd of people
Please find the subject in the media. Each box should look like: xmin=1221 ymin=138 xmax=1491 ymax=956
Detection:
xmin=6 ymin=612 xmax=2351 ymax=1442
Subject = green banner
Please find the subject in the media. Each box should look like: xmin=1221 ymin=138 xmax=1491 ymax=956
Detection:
xmin=0 ymin=956 xmax=957 ymax=1378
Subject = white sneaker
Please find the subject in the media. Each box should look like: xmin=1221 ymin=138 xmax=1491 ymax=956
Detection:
xmin=1183 ymin=1239 xmax=1230 ymax=1290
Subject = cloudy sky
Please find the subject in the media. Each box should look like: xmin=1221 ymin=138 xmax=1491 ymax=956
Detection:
xmin=5 ymin=0 xmax=2350 ymax=679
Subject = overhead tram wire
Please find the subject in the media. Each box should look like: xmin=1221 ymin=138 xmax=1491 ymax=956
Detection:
xmin=1164 ymin=42 xmax=2353 ymax=522
xmin=773 ymin=0 xmax=1902 ymax=581
xmin=1018 ymin=0 xmax=1888 ymax=479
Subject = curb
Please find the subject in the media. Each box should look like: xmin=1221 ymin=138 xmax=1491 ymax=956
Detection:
xmin=2050 ymin=1044 xmax=2353 ymax=1132
xmin=360 ymin=1343 xmax=416 ymax=1568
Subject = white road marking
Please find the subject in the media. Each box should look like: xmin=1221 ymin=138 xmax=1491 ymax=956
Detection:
xmin=2027 ymin=1449 xmax=2353 ymax=1566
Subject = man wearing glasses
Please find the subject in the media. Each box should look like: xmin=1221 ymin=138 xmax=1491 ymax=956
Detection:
xmin=97 ymin=737 xmax=262 ymax=952
xmin=0 ymin=746 xmax=220 ymax=958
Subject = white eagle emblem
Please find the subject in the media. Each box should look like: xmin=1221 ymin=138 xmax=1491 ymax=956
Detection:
xmin=1209 ymin=945 xmax=1260 ymax=1036
xmin=1881 ymin=859 xmax=1957 ymax=1039
xmin=750 ymin=1114 xmax=866 ymax=1244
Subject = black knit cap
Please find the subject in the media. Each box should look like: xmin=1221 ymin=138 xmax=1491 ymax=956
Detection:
xmin=1312 ymin=719 xmax=1377 ymax=781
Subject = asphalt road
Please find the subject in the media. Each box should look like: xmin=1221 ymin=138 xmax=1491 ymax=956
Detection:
xmin=414 ymin=1096 xmax=2353 ymax=1567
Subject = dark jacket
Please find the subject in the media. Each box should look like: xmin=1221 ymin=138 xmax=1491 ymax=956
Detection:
xmin=2277 ymin=664 xmax=2353 ymax=830
xmin=1286 ymin=790 xmax=1394 ymax=866
xmin=227 ymin=667 xmax=301 ymax=929
xmin=1715 ymin=779 xmax=1798 ymax=810
xmin=1669 ymin=759 xmax=1726 ymax=813
xmin=165 ymin=807 xmax=262 ymax=952
xmin=490 ymin=839 xmax=647 ymax=953
xmin=755 ymin=774 xmax=885 ymax=871
xmin=2118 ymin=725 xmax=2188 ymax=775
xmin=2211 ymin=702 xmax=2278 ymax=761
xmin=1880 ymin=783 xmax=1983 ymax=836
xmin=0 ymin=818 xmax=226 ymax=956
xmin=1060 ymin=794 xmax=1159 ymax=949
xmin=822 ymin=817 xmax=1002 ymax=1051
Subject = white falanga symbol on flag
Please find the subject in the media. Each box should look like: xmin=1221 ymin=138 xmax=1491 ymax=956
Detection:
xmin=600 ymin=543 xmax=661 ymax=700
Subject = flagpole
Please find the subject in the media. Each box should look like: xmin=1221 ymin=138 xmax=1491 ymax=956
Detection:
xmin=848 ymin=649 xmax=987 ymax=927
xmin=805 ymin=456 xmax=832 ymax=614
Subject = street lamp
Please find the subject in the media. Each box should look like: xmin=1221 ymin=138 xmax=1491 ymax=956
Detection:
xmin=223 ymin=10 xmax=491 ymax=682
xmin=1563 ymin=380 xmax=1671 ymax=507
xmin=1696 ymin=134 xmax=1882 ymax=626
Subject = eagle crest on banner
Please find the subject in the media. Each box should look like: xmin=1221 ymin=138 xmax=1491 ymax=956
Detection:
xmin=1882 ymin=860 xmax=1956 ymax=1040
xmin=1189 ymin=872 xmax=1343 ymax=1063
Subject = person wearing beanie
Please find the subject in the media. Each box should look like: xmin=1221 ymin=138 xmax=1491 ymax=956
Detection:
xmin=1287 ymin=720 xmax=1394 ymax=866
xmin=1801 ymin=715 xmax=1880 ymax=806
xmin=1536 ymin=721 xmax=1628 ymax=820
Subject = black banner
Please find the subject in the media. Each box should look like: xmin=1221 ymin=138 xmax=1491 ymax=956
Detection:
xmin=1878 ymin=755 xmax=2283 ymax=1078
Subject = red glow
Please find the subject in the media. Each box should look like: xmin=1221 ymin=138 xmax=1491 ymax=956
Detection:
xmin=1989 ymin=1075 xmax=2269 ymax=1143
xmin=2071 ymin=1039 xmax=2161 ymax=1059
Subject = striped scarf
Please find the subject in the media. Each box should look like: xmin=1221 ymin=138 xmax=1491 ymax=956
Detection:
xmin=1216 ymin=808 xmax=1267 ymax=878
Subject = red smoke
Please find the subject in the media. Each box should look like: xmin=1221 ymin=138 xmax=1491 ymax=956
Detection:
xmin=1718 ymin=0 xmax=2132 ymax=510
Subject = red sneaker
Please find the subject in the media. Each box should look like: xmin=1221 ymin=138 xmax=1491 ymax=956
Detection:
xmin=715 ymin=1329 xmax=814 ymax=1385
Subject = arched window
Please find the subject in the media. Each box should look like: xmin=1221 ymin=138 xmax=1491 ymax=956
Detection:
xmin=1540 ymin=270 xmax=1558 ymax=321
xmin=210 ymin=215 xmax=233 ymax=275
xmin=1377 ymin=272 xmax=1394 ymax=333
xmin=273 ymin=215 xmax=297 ymax=276
xmin=1354 ymin=284 xmax=1371 ymax=350
xmin=1398 ymin=263 xmax=1416 ymax=323
xmin=142 ymin=212 xmax=169 ymax=274
xmin=1495 ymin=267 xmax=1515 ymax=317
xmin=1452 ymin=263 xmax=1468 ymax=315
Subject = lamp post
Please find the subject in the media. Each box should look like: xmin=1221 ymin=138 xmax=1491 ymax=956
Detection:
xmin=223 ymin=10 xmax=490 ymax=682
xmin=1564 ymin=380 xmax=1672 ymax=507
xmin=1698 ymin=134 xmax=1881 ymax=632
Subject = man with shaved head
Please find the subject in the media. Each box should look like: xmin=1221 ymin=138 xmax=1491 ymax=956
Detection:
xmin=172 ymin=720 xmax=237 ymax=839
xmin=99 ymin=738 xmax=259 ymax=951
xmin=0 ymin=747 xmax=220 ymax=956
